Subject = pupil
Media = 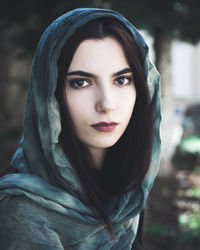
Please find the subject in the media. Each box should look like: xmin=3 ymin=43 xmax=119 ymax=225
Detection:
xmin=119 ymin=78 xmax=124 ymax=84
xmin=77 ymin=80 xmax=84 ymax=86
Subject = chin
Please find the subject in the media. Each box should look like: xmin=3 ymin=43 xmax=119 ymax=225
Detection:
xmin=91 ymin=139 xmax=119 ymax=149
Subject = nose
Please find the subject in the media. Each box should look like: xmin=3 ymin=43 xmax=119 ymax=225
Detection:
xmin=95 ymin=86 xmax=117 ymax=113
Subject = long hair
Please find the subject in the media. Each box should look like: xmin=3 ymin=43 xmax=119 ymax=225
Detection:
xmin=55 ymin=17 xmax=152 ymax=235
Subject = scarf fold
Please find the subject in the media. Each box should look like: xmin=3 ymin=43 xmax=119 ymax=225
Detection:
xmin=0 ymin=8 xmax=161 ymax=249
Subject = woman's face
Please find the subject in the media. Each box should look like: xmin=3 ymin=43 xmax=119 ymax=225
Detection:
xmin=65 ymin=37 xmax=136 ymax=159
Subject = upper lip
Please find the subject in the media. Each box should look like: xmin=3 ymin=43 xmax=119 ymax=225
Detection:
xmin=91 ymin=122 xmax=119 ymax=126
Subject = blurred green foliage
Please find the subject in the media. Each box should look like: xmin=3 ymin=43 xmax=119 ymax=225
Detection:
xmin=144 ymin=222 xmax=174 ymax=237
xmin=179 ymin=210 xmax=200 ymax=231
xmin=145 ymin=213 xmax=200 ymax=245
xmin=1 ymin=0 xmax=200 ymax=56
xmin=173 ymin=136 xmax=200 ymax=171
xmin=181 ymin=137 xmax=200 ymax=154
xmin=0 ymin=0 xmax=94 ymax=54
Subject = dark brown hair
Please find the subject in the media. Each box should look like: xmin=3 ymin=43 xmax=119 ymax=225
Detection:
xmin=55 ymin=17 xmax=152 ymax=235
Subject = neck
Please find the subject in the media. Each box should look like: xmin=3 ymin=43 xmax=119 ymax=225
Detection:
xmin=88 ymin=147 xmax=106 ymax=169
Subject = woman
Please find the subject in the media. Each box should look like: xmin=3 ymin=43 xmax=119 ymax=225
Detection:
xmin=0 ymin=8 xmax=161 ymax=249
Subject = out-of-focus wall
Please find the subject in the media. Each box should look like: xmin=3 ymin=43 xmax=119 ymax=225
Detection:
xmin=172 ymin=41 xmax=200 ymax=104
xmin=141 ymin=31 xmax=200 ymax=175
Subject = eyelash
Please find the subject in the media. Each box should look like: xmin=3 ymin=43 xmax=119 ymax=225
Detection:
xmin=69 ymin=78 xmax=91 ymax=89
xmin=69 ymin=76 xmax=133 ymax=89
xmin=114 ymin=76 xmax=133 ymax=86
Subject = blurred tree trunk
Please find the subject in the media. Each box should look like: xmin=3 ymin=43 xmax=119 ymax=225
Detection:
xmin=0 ymin=37 xmax=13 ymax=171
xmin=153 ymin=29 xmax=175 ymax=175
xmin=0 ymin=29 xmax=30 ymax=171
xmin=0 ymin=32 xmax=11 ymax=131
xmin=153 ymin=29 xmax=172 ymax=106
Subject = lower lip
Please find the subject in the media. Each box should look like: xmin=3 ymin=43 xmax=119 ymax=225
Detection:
xmin=91 ymin=124 xmax=118 ymax=132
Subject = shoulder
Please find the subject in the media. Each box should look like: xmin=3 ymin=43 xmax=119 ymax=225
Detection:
xmin=0 ymin=195 xmax=63 ymax=250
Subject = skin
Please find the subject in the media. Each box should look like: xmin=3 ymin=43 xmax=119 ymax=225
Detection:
xmin=65 ymin=37 xmax=136 ymax=168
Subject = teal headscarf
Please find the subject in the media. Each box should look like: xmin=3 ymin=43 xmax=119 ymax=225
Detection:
xmin=0 ymin=8 xmax=161 ymax=249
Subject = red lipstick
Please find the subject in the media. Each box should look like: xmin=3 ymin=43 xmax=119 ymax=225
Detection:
xmin=91 ymin=122 xmax=118 ymax=132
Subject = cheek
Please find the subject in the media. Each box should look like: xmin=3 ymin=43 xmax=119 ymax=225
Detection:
xmin=66 ymin=97 xmax=81 ymax=123
xmin=66 ymin=90 xmax=91 ymax=126
xmin=121 ymin=87 xmax=136 ymax=114
xmin=121 ymin=89 xmax=136 ymax=127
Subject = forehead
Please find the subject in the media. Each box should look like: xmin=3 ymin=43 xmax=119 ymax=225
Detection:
xmin=68 ymin=37 xmax=129 ymax=73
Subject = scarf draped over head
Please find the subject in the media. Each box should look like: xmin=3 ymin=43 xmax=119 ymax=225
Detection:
xmin=0 ymin=8 xmax=161 ymax=249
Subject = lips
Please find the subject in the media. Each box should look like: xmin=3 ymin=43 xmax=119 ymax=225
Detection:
xmin=91 ymin=122 xmax=119 ymax=132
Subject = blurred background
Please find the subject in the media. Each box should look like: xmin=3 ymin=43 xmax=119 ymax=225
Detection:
xmin=0 ymin=1 xmax=200 ymax=249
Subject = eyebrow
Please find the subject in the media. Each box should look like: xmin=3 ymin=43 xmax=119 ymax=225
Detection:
xmin=112 ymin=68 xmax=132 ymax=77
xmin=66 ymin=70 xmax=94 ymax=78
xmin=66 ymin=68 xmax=132 ymax=78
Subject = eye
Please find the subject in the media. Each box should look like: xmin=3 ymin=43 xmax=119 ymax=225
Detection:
xmin=114 ymin=76 xmax=132 ymax=86
xmin=69 ymin=79 xmax=90 ymax=89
